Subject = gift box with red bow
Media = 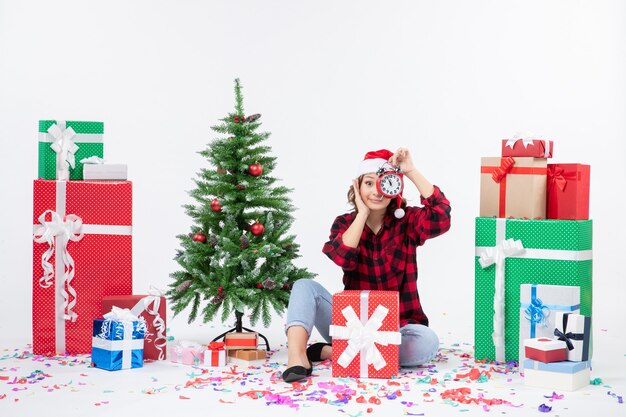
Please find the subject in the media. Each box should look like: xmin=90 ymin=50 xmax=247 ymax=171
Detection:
xmin=329 ymin=290 xmax=401 ymax=379
xmin=102 ymin=293 xmax=167 ymax=360
xmin=547 ymin=164 xmax=591 ymax=220
xmin=32 ymin=179 xmax=133 ymax=355
xmin=501 ymin=138 xmax=553 ymax=158
xmin=480 ymin=157 xmax=547 ymax=219
xmin=204 ymin=342 xmax=227 ymax=367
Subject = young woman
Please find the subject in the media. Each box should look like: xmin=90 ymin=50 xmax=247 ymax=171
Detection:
xmin=282 ymin=147 xmax=452 ymax=382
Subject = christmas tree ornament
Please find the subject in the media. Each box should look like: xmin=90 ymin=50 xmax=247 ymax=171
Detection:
xmin=233 ymin=116 xmax=240 ymax=123
xmin=218 ymin=286 xmax=223 ymax=292
xmin=211 ymin=291 xmax=226 ymax=304
xmin=210 ymin=198 xmax=222 ymax=212
xmin=240 ymin=233 xmax=250 ymax=249
xmin=262 ymin=278 xmax=276 ymax=290
xmin=236 ymin=184 xmax=245 ymax=190
xmin=210 ymin=234 xmax=218 ymax=247
xmin=245 ymin=113 xmax=261 ymax=123
xmin=282 ymin=283 xmax=290 ymax=290
xmin=250 ymin=221 xmax=265 ymax=236
xmin=248 ymin=162 xmax=263 ymax=177
xmin=193 ymin=232 xmax=207 ymax=243
xmin=357 ymin=149 xmax=406 ymax=219
xmin=176 ymin=280 xmax=192 ymax=293
xmin=256 ymin=283 xmax=263 ymax=289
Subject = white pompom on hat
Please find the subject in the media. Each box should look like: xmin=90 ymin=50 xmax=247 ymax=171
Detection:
xmin=357 ymin=149 xmax=405 ymax=219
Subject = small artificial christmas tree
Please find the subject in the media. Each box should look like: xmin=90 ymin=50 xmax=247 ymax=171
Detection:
xmin=168 ymin=79 xmax=315 ymax=331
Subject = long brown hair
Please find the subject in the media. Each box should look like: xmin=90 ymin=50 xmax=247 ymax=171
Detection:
xmin=347 ymin=175 xmax=407 ymax=216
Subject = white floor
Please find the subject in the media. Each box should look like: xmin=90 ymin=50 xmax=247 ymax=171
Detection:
xmin=1 ymin=323 xmax=623 ymax=417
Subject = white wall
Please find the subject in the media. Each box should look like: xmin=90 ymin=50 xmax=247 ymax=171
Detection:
xmin=1 ymin=0 xmax=624 ymax=346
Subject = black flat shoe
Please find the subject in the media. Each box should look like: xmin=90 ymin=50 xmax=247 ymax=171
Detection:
xmin=282 ymin=364 xmax=313 ymax=383
xmin=306 ymin=342 xmax=332 ymax=363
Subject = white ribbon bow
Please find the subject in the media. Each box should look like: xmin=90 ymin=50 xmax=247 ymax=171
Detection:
xmin=130 ymin=286 xmax=167 ymax=360
xmin=478 ymin=238 xmax=525 ymax=363
xmin=505 ymin=134 xmax=545 ymax=152
xmin=329 ymin=304 xmax=402 ymax=371
xmin=48 ymin=122 xmax=79 ymax=179
xmin=33 ymin=210 xmax=84 ymax=321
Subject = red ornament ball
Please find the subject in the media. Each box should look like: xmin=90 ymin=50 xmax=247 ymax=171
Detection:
xmin=218 ymin=286 xmax=223 ymax=292
xmin=236 ymin=184 xmax=245 ymax=190
xmin=192 ymin=232 xmax=207 ymax=243
xmin=256 ymin=283 xmax=263 ymax=289
xmin=250 ymin=221 xmax=265 ymax=236
xmin=233 ymin=116 xmax=240 ymax=123
xmin=210 ymin=198 xmax=222 ymax=212
xmin=248 ymin=162 xmax=263 ymax=177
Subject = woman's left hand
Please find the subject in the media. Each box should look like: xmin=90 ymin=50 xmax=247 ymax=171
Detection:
xmin=389 ymin=147 xmax=416 ymax=174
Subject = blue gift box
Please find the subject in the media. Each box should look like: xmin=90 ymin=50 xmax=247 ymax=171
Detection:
xmin=523 ymin=359 xmax=590 ymax=374
xmin=92 ymin=318 xmax=145 ymax=371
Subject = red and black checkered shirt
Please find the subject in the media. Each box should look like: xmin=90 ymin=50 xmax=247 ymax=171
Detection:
xmin=322 ymin=185 xmax=451 ymax=327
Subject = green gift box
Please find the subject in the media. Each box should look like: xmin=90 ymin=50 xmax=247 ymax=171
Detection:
xmin=38 ymin=120 xmax=104 ymax=180
xmin=474 ymin=217 xmax=592 ymax=363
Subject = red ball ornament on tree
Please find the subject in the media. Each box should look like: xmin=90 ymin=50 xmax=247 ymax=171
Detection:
xmin=250 ymin=221 xmax=265 ymax=236
xmin=256 ymin=283 xmax=263 ymax=289
xmin=211 ymin=198 xmax=222 ymax=212
xmin=218 ymin=286 xmax=223 ymax=293
xmin=192 ymin=232 xmax=207 ymax=243
xmin=248 ymin=162 xmax=263 ymax=177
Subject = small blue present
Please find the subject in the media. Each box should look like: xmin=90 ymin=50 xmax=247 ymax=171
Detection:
xmin=92 ymin=307 xmax=146 ymax=371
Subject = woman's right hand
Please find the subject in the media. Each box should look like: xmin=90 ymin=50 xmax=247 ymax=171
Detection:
xmin=352 ymin=179 xmax=370 ymax=217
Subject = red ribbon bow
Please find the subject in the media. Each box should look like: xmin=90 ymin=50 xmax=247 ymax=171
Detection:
xmin=208 ymin=341 xmax=225 ymax=351
xmin=547 ymin=165 xmax=568 ymax=191
xmin=491 ymin=157 xmax=515 ymax=183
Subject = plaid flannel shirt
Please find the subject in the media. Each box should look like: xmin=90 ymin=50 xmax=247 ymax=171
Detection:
xmin=322 ymin=185 xmax=451 ymax=327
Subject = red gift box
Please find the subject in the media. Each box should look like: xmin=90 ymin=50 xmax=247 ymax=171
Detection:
xmin=224 ymin=332 xmax=258 ymax=350
xmin=32 ymin=180 xmax=132 ymax=354
xmin=547 ymin=164 xmax=591 ymax=220
xmin=502 ymin=138 xmax=553 ymax=158
xmin=102 ymin=294 xmax=167 ymax=360
xmin=204 ymin=342 xmax=227 ymax=367
xmin=329 ymin=291 xmax=401 ymax=379
xmin=524 ymin=337 xmax=568 ymax=363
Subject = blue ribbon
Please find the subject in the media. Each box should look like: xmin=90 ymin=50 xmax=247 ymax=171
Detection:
xmin=521 ymin=285 xmax=580 ymax=338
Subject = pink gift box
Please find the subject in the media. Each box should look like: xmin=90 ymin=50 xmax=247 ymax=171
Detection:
xmin=168 ymin=341 xmax=205 ymax=366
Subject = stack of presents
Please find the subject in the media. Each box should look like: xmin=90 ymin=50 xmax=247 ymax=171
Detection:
xmin=475 ymin=136 xmax=592 ymax=391
xmin=168 ymin=332 xmax=267 ymax=368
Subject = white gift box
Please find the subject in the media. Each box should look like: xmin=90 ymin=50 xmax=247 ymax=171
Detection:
xmin=554 ymin=312 xmax=591 ymax=362
xmin=523 ymin=359 xmax=590 ymax=391
xmin=83 ymin=163 xmax=128 ymax=180
xmin=519 ymin=284 xmax=580 ymax=369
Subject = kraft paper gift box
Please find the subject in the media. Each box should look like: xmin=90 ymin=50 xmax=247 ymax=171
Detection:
xmin=547 ymin=164 xmax=591 ymax=220
xmin=501 ymin=138 xmax=553 ymax=158
xmin=169 ymin=341 xmax=205 ymax=366
xmin=83 ymin=163 xmax=128 ymax=180
xmin=474 ymin=217 xmax=592 ymax=363
xmin=204 ymin=342 xmax=227 ymax=367
xmin=228 ymin=349 xmax=267 ymax=361
xmin=524 ymin=337 xmax=568 ymax=363
xmin=32 ymin=180 xmax=133 ymax=355
xmin=91 ymin=308 xmax=145 ymax=371
xmin=329 ymin=291 xmax=401 ymax=379
xmin=554 ymin=312 xmax=591 ymax=362
xmin=519 ymin=284 xmax=580 ymax=367
xmin=224 ymin=332 xmax=258 ymax=350
xmin=523 ymin=359 xmax=590 ymax=391
xmin=38 ymin=120 xmax=104 ymax=180
xmin=102 ymin=294 xmax=167 ymax=360
xmin=480 ymin=157 xmax=547 ymax=219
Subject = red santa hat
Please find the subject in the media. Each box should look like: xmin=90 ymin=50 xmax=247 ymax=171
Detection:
xmin=357 ymin=149 xmax=405 ymax=219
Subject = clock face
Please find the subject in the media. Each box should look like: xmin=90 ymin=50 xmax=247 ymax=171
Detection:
xmin=377 ymin=172 xmax=403 ymax=197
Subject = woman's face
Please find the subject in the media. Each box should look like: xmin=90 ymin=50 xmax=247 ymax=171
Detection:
xmin=360 ymin=174 xmax=391 ymax=212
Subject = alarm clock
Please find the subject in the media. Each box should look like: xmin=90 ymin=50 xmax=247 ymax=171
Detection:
xmin=376 ymin=166 xmax=404 ymax=198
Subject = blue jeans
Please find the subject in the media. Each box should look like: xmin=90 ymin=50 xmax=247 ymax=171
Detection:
xmin=285 ymin=279 xmax=439 ymax=367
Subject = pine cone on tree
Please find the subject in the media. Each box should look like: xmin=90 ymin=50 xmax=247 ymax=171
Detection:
xmin=262 ymin=277 xmax=276 ymax=290
xmin=210 ymin=234 xmax=218 ymax=247
xmin=240 ymin=233 xmax=250 ymax=249
xmin=176 ymin=280 xmax=192 ymax=293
